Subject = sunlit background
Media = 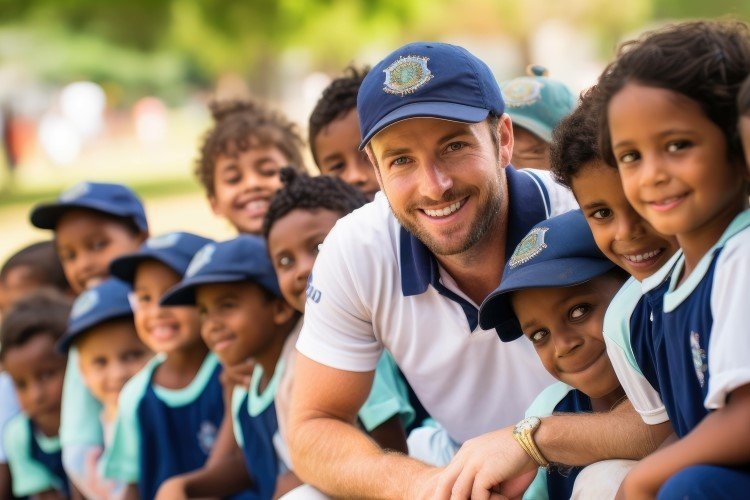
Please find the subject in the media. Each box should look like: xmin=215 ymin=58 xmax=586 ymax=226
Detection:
xmin=0 ymin=0 xmax=748 ymax=261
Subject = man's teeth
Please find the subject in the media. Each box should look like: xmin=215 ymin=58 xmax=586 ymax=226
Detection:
xmin=623 ymin=249 xmax=662 ymax=263
xmin=424 ymin=201 xmax=462 ymax=218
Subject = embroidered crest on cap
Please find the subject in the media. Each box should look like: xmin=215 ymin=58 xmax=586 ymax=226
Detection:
xmin=690 ymin=331 xmax=707 ymax=387
xmin=509 ymin=227 xmax=548 ymax=268
xmin=71 ymin=289 xmax=100 ymax=320
xmin=502 ymin=78 xmax=543 ymax=108
xmin=186 ymin=244 xmax=216 ymax=278
xmin=383 ymin=55 xmax=433 ymax=97
xmin=146 ymin=233 xmax=180 ymax=250
xmin=60 ymin=182 xmax=91 ymax=202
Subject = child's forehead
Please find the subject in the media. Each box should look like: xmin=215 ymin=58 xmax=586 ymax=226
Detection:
xmin=75 ymin=318 xmax=138 ymax=352
xmin=195 ymin=280 xmax=262 ymax=301
xmin=216 ymin=133 xmax=288 ymax=160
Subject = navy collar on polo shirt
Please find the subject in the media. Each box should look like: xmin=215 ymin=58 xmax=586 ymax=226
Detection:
xmin=399 ymin=166 xmax=550 ymax=330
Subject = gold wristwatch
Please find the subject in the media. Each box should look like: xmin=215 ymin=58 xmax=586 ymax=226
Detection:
xmin=512 ymin=417 xmax=549 ymax=468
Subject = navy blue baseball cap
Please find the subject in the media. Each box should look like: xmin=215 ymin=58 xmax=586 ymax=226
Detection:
xmin=58 ymin=278 xmax=134 ymax=352
xmin=478 ymin=210 xmax=617 ymax=342
xmin=357 ymin=42 xmax=505 ymax=149
xmin=160 ymin=235 xmax=281 ymax=306
xmin=30 ymin=181 xmax=148 ymax=232
xmin=109 ymin=232 xmax=214 ymax=284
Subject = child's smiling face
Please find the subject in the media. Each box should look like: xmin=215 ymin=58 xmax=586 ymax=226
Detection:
xmin=131 ymin=260 xmax=203 ymax=355
xmin=267 ymin=208 xmax=341 ymax=313
xmin=572 ymin=162 xmax=679 ymax=281
xmin=511 ymin=274 xmax=624 ymax=401
xmin=609 ymin=84 xmax=747 ymax=252
xmin=210 ymin=142 xmax=287 ymax=235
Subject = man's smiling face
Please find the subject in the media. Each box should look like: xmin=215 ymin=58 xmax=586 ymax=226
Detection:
xmin=368 ymin=117 xmax=510 ymax=257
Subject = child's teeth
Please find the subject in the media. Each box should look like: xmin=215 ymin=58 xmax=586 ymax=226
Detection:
xmin=624 ymin=249 xmax=662 ymax=262
xmin=424 ymin=201 xmax=461 ymax=218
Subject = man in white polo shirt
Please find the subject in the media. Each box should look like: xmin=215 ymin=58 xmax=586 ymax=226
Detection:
xmin=287 ymin=42 xmax=657 ymax=498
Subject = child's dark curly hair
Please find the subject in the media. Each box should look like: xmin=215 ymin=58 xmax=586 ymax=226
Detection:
xmin=596 ymin=20 xmax=750 ymax=168
xmin=262 ymin=167 xmax=367 ymax=239
xmin=0 ymin=289 xmax=72 ymax=359
xmin=739 ymin=74 xmax=750 ymax=117
xmin=195 ymin=99 xmax=306 ymax=196
xmin=550 ymin=86 xmax=604 ymax=189
xmin=308 ymin=66 xmax=369 ymax=167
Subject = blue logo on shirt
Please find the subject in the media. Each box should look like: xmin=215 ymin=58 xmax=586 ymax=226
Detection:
xmin=197 ymin=420 xmax=218 ymax=455
xmin=306 ymin=273 xmax=322 ymax=304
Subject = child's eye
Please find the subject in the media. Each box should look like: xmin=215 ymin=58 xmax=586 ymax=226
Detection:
xmin=58 ymin=250 xmax=75 ymax=262
xmin=260 ymin=166 xmax=281 ymax=177
xmin=569 ymin=304 xmax=591 ymax=321
xmin=278 ymin=255 xmax=293 ymax=268
xmin=592 ymin=208 xmax=613 ymax=220
xmin=325 ymin=162 xmax=345 ymax=174
xmin=618 ymin=151 xmax=640 ymax=164
xmin=90 ymin=238 xmax=109 ymax=252
xmin=530 ymin=330 xmax=549 ymax=343
xmin=666 ymin=140 xmax=690 ymax=153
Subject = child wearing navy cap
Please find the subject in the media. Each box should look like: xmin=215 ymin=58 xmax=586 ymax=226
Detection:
xmin=308 ymin=66 xmax=380 ymax=201
xmin=58 ymin=278 xmax=151 ymax=499
xmin=1 ymin=291 xmax=71 ymax=499
xmin=596 ymin=21 xmax=750 ymax=498
xmin=29 ymin=181 xmax=150 ymax=498
xmin=195 ymin=100 xmax=307 ymax=235
xmin=264 ymin=167 xmax=416 ymax=454
xmin=478 ymin=210 xmax=630 ymax=499
xmin=160 ymin=235 xmax=301 ymax=498
xmin=501 ymin=66 xmax=575 ymax=170
xmin=98 ymin=232 xmax=247 ymax=500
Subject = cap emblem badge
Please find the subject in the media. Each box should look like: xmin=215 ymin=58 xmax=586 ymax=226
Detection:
xmin=383 ymin=55 xmax=433 ymax=97
xmin=502 ymin=78 xmax=543 ymax=108
xmin=509 ymin=227 xmax=548 ymax=268
xmin=60 ymin=182 xmax=91 ymax=202
xmin=146 ymin=233 xmax=180 ymax=250
xmin=186 ymin=244 xmax=216 ymax=278
xmin=71 ymin=289 xmax=100 ymax=320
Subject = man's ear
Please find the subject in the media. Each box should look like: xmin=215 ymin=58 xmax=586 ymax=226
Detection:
xmin=365 ymin=145 xmax=384 ymax=191
xmin=499 ymin=113 xmax=514 ymax=168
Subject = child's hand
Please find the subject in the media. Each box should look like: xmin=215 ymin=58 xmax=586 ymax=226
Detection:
xmin=221 ymin=358 xmax=255 ymax=388
xmin=619 ymin=462 xmax=661 ymax=500
xmin=102 ymin=400 xmax=119 ymax=424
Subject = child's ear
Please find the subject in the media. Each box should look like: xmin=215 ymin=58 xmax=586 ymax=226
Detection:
xmin=271 ymin=297 xmax=297 ymax=326
xmin=208 ymin=195 xmax=221 ymax=215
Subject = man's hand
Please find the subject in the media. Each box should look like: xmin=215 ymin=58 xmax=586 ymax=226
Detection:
xmin=434 ymin=426 xmax=537 ymax=499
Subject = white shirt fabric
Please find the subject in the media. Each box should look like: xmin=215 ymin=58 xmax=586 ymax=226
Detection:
xmin=297 ymin=167 xmax=577 ymax=443
xmin=0 ymin=372 xmax=20 ymax=463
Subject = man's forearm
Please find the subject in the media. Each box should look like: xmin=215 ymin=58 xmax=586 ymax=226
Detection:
xmin=535 ymin=401 xmax=670 ymax=466
xmin=289 ymin=415 xmax=432 ymax=499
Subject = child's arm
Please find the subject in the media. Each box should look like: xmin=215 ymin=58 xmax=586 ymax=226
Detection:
xmin=155 ymin=452 xmax=252 ymax=499
xmin=273 ymin=471 xmax=303 ymax=499
xmin=0 ymin=463 xmax=12 ymax=500
xmin=621 ymin=384 xmax=750 ymax=498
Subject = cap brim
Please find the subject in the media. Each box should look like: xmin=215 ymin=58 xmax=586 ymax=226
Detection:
xmin=479 ymin=257 xmax=616 ymax=338
xmin=110 ymin=252 xmax=179 ymax=285
xmin=359 ymin=102 xmax=490 ymax=150
xmin=57 ymin=309 xmax=133 ymax=352
xmin=160 ymin=273 xmax=246 ymax=306
xmin=509 ymin=116 xmax=552 ymax=143
xmin=31 ymin=200 xmax=129 ymax=230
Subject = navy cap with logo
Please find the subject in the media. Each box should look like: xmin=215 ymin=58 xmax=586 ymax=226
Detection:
xmin=478 ymin=210 xmax=616 ymax=342
xmin=160 ymin=235 xmax=281 ymax=306
xmin=110 ymin=232 xmax=214 ymax=284
xmin=58 ymin=278 xmax=134 ymax=352
xmin=30 ymin=181 xmax=149 ymax=232
xmin=357 ymin=42 xmax=505 ymax=149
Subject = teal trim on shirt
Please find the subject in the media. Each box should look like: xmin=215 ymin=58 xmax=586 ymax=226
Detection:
xmin=153 ymin=353 xmax=219 ymax=406
xmin=248 ymin=359 xmax=286 ymax=417
xmin=232 ymin=386 xmax=248 ymax=448
xmin=34 ymin=429 xmax=61 ymax=454
xmin=603 ymin=278 xmax=645 ymax=376
xmin=3 ymin=414 xmax=62 ymax=496
xmin=664 ymin=209 xmax=750 ymax=312
xmin=60 ymin=348 xmax=104 ymax=447
xmin=358 ymin=351 xmax=416 ymax=431
xmin=522 ymin=382 xmax=574 ymax=500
